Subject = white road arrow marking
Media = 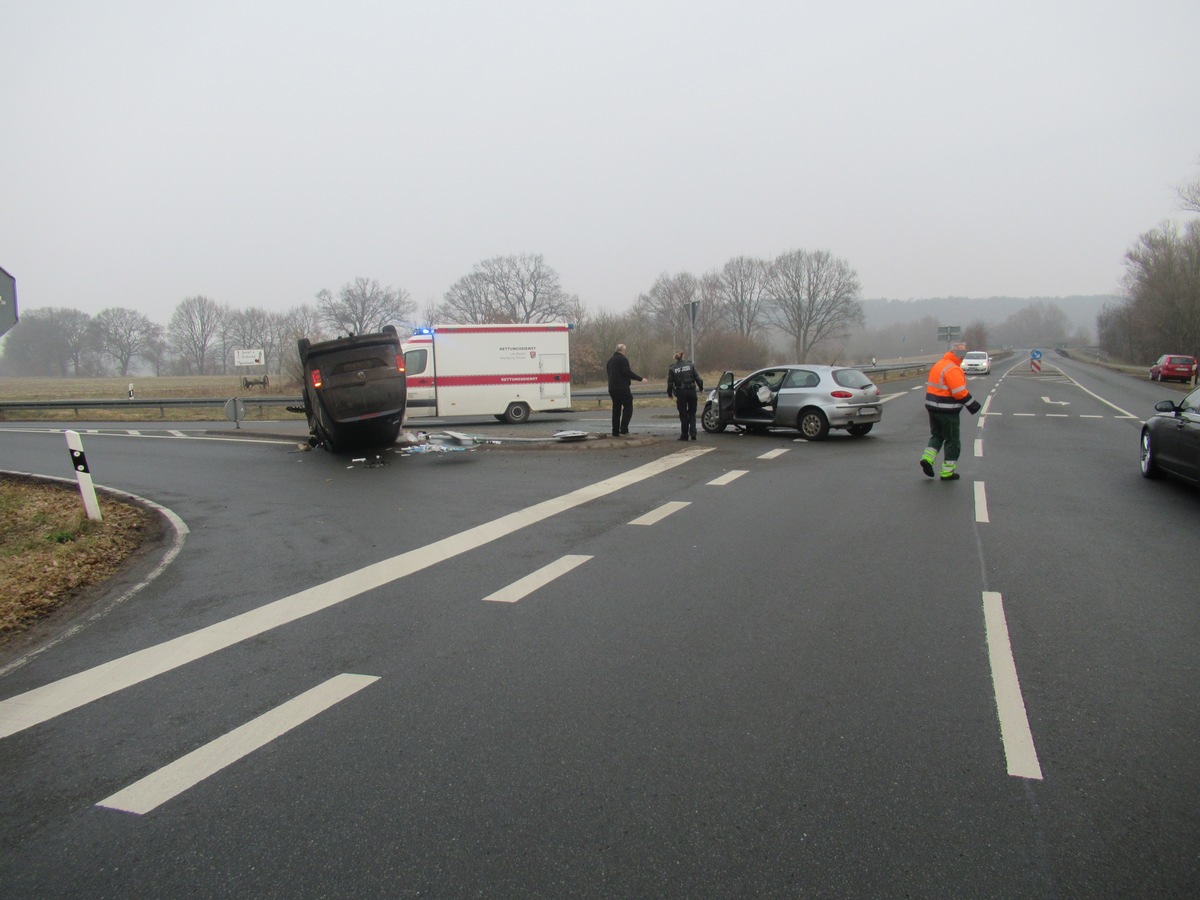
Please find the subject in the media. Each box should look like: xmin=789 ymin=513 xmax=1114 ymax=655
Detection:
xmin=1040 ymin=397 xmax=1070 ymax=406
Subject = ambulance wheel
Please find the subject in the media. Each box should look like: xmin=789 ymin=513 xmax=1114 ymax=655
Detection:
xmin=701 ymin=402 xmax=725 ymax=433
xmin=798 ymin=408 xmax=830 ymax=440
xmin=503 ymin=402 xmax=531 ymax=424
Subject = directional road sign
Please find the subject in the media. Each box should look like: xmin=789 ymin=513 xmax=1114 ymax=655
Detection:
xmin=0 ymin=265 xmax=16 ymax=338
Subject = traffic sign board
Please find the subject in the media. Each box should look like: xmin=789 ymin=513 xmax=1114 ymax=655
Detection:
xmin=0 ymin=265 xmax=16 ymax=338
xmin=1031 ymin=349 xmax=1043 ymax=360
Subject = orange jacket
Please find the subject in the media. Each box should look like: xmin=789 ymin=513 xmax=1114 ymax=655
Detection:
xmin=925 ymin=351 xmax=974 ymax=412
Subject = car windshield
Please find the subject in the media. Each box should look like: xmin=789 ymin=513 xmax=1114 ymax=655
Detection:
xmin=965 ymin=352 xmax=987 ymax=359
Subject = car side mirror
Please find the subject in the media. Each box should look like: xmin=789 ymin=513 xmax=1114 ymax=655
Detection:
xmin=1155 ymin=399 xmax=1179 ymax=413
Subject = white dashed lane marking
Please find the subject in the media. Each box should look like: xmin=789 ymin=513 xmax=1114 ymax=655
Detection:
xmin=97 ymin=674 xmax=380 ymax=814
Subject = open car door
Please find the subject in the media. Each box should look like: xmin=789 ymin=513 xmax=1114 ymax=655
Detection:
xmin=717 ymin=371 xmax=738 ymax=424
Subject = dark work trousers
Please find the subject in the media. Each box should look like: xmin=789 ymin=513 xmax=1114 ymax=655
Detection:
xmin=610 ymin=388 xmax=634 ymax=435
xmin=676 ymin=392 xmax=698 ymax=438
xmin=925 ymin=410 xmax=962 ymax=461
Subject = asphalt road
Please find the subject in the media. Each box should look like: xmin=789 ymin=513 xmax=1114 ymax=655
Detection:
xmin=1 ymin=354 xmax=1197 ymax=897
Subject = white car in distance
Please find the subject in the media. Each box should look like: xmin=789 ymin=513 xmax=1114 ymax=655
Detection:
xmin=962 ymin=351 xmax=991 ymax=375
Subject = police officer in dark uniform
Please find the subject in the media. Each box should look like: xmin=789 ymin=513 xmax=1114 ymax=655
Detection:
xmin=666 ymin=350 xmax=704 ymax=441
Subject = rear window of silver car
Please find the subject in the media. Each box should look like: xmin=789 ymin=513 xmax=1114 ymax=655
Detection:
xmin=833 ymin=369 xmax=874 ymax=389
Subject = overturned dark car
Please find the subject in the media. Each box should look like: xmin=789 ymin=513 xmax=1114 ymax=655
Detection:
xmin=298 ymin=326 xmax=407 ymax=452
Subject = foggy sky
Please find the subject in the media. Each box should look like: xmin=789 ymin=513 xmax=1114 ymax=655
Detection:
xmin=2 ymin=0 xmax=1198 ymax=326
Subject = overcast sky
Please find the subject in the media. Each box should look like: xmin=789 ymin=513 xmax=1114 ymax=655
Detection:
xmin=2 ymin=0 xmax=1198 ymax=326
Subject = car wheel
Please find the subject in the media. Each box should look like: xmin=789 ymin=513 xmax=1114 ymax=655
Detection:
xmin=503 ymin=402 xmax=531 ymax=424
xmin=701 ymin=402 xmax=725 ymax=433
xmin=798 ymin=408 xmax=830 ymax=440
xmin=1140 ymin=428 xmax=1160 ymax=479
xmin=847 ymin=423 xmax=873 ymax=437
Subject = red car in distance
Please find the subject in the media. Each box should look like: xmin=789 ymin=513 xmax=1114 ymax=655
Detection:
xmin=1149 ymin=355 xmax=1197 ymax=384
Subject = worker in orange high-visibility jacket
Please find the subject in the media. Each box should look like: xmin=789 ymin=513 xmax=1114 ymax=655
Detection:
xmin=920 ymin=341 xmax=982 ymax=481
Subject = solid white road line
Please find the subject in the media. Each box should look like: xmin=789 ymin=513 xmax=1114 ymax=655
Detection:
xmin=481 ymin=555 xmax=592 ymax=603
xmin=1068 ymin=378 xmax=1138 ymax=419
xmin=707 ymin=470 xmax=748 ymax=486
xmin=628 ymin=501 xmax=690 ymax=526
xmin=97 ymin=674 xmax=379 ymax=814
xmin=0 ymin=447 xmax=712 ymax=740
xmin=974 ymin=481 xmax=989 ymax=523
xmin=982 ymin=592 xmax=1043 ymax=780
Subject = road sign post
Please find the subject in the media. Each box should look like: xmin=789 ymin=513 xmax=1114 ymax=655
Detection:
xmin=0 ymin=265 xmax=17 ymax=339
xmin=1030 ymin=348 xmax=1042 ymax=373
xmin=937 ymin=325 xmax=961 ymax=348
xmin=65 ymin=431 xmax=103 ymax=521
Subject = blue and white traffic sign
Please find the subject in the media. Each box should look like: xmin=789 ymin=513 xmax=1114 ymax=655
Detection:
xmin=1031 ymin=349 xmax=1043 ymax=360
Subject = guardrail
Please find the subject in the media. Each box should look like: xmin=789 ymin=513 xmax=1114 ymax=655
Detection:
xmin=0 ymin=397 xmax=305 ymax=417
xmin=0 ymin=365 xmax=928 ymax=416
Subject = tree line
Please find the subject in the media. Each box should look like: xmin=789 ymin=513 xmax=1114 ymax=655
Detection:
xmin=9 ymin=176 xmax=1193 ymax=388
xmin=1097 ymin=162 xmax=1200 ymax=362
xmin=0 ymin=250 xmax=871 ymax=384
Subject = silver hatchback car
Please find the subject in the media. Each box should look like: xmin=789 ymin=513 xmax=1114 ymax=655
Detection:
xmin=701 ymin=365 xmax=883 ymax=440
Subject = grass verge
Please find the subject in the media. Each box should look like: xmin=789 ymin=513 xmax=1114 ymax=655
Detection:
xmin=0 ymin=475 xmax=153 ymax=641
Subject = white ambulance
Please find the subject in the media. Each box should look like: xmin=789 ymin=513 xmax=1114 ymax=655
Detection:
xmin=401 ymin=323 xmax=572 ymax=423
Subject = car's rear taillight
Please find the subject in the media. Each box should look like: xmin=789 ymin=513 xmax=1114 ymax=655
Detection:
xmin=396 ymin=359 xmax=405 ymax=374
xmin=831 ymin=390 xmax=854 ymax=399
xmin=310 ymin=368 xmax=323 ymax=389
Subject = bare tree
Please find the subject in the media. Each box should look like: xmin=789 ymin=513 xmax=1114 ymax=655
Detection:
xmin=0 ymin=309 xmax=71 ymax=376
xmin=226 ymin=307 xmax=274 ymax=372
xmin=94 ymin=307 xmax=156 ymax=376
xmin=57 ymin=308 xmax=98 ymax=376
xmin=962 ymin=320 xmax=990 ymax=352
xmin=634 ymin=271 xmax=701 ymax=349
xmin=317 ymin=277 xmax=415 ymax=335
xmin=1178 ymin=159 xmax=1200 ymax=215
xmin=765 ymin=250 xmax=864 ymax=362
xmin=1122 ymin=219 xmax=1200 ymax=358
xmin=439 ymin=254 xmax=579 ymax=324
xmin=169 ymin=295 xmax=226 ymax=375
xmin=439 ymin=271 xmax=496 ymax=324
xmin=717 ymin=256 xmax=771 ymax=337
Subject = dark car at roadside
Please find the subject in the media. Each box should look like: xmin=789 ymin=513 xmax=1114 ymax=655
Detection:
xmin=298 ymin=326 xmax=407 ymax=451
xmin=1140 ymin=385 xmax=1200 ymax=485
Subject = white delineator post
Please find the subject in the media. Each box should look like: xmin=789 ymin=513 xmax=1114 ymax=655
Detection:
xmin=65 ymin=430 xmax=102 ymax=521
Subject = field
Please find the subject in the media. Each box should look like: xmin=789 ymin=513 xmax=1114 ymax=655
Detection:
xmin=0 ymin=376 xmax=306 ymax=422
